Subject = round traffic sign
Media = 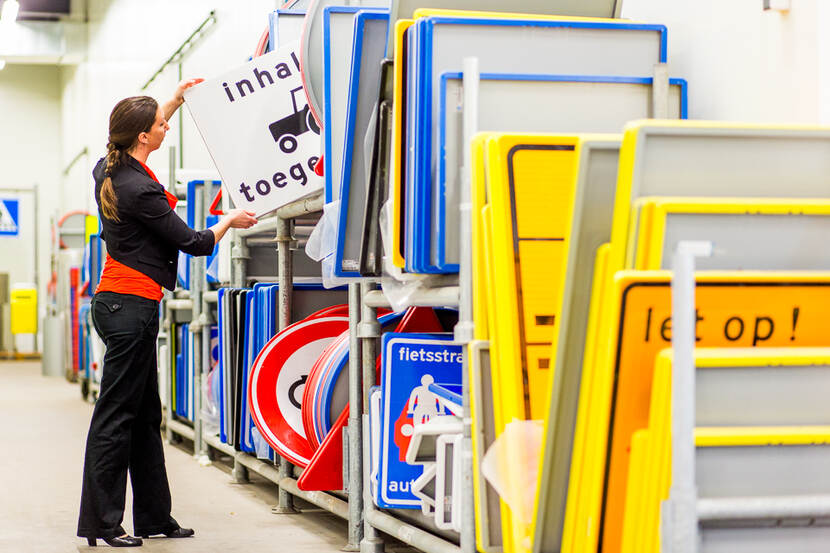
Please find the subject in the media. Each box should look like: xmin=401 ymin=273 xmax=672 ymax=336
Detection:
xmin=249 ymin=316 xmax=349 ymax=467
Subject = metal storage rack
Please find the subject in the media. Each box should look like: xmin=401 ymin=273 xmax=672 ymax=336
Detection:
xmin=160 ymin=65 xmax=488 ymax=553
xmin=161 ymin=187 xmax=474 ymax=553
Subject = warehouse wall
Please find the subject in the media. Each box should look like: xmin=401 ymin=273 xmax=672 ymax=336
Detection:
xmin=60 ymin=0 xmax=279 ymax=213
xmin=622 ymin=0 xmax=825 ymax=123
xmin=0 ymin=64 xmax=62 ymax=352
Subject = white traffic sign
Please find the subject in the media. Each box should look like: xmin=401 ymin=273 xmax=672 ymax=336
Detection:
xmin=184 ymin=41 xmax=323 ymax=217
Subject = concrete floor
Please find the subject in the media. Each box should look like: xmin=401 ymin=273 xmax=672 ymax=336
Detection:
xmin=0 ymin=361 xmax=350 ymax=553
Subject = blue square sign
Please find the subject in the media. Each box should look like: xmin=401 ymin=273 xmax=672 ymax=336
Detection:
xmin=377 ymin=333 xmax=462 ymax=508
xmin=0 ymin=199 xmax=19 ymax=236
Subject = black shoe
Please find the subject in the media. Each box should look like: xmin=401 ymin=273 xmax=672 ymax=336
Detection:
xmin=86 ymin=535 xmax=143 ymax=547
xmin=140 ymin=527 xmax=194 ymax=539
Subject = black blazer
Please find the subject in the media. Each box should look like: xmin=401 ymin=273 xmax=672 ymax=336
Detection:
xmin=93 ymin=155 xmax=215 ymax=291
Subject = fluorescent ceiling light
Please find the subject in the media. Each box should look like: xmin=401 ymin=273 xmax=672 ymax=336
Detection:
xmin=1 ymin=0 xmax=19 ymax=22
xmin=0 ymin=60 xmax=5 ymax=71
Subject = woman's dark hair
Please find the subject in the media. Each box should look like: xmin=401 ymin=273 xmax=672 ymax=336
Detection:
xmin=100 ymin=96 xmax=158 ymax=222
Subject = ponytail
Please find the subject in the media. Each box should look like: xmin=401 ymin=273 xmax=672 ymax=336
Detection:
xmin=100 ymin=142 xmax=123 ymax=222
xmin=100 ymin=95 xmax=158 ymax=223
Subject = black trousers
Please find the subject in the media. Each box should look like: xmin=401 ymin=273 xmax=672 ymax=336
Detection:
xmin=77 ymin=291 xmax=178 ymax=538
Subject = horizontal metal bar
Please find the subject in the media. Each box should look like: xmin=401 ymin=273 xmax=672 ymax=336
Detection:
xmin=363 ymin=287 xmax=460 ymax=309
xmin=275 ymin=192 xmax=324 ymax=220
xmin=166 ymin=418 xmax=195 ymax=442
xmin=246 ymin=237 xmax=278 ymax=246
xmin=166 ymin=299 xmax=193 ymax=311
xmin=238 ymin=217 xmax=278 ymax=238
xmin=366 ymin=509 xmax=461 ymax=553
xmin=233 ymin=449 xmax=282 ymax=484
xmin=203 ymin=291 xmax=218 ymax=304
xmin=201 ymin=432 xmax=350 ymax=520
xmin=203 ymin=432 xmax=236 ymax=458
xmin=279 ymin=477 xmax=350 ymax=519
xmin=246 ymin=276 xmax=279 ymax=283
xmin=698 ymin=495 xmax=830 ymax=521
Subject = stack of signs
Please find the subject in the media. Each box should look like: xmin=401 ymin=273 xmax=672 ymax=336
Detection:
xmin=180 ymin=180 xmax=222 ymax=289
xmin=184 ymin=42 xmax=323 ymax=217
xmin=218 ymin=288 xmax=253 ymax=447
xmin=249 ymin=313 xmax=350 ymax=466
xmin=376 ymin=333 xmax=462 ymax=510
xmin=174 ymin=323 xmax=194 ymax=421
xmin=391 ymin=13 xmax=679 ymax=274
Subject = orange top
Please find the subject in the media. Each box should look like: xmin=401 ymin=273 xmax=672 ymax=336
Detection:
xmin=95 ymin=160 xmax=178 ymax=301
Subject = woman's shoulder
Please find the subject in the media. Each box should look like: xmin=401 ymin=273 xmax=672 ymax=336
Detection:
xmin=113 ymin=160 xmax=159 ymax=190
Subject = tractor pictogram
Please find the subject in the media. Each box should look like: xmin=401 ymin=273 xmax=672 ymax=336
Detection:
xmin=269 ymin=86 xmax=321 ymax=154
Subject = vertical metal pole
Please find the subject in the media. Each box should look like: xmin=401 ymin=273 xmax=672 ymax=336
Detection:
xmin=198 ymin=184 xmax=213 ymax=461
xmin=274 ymin=215 xmax=297 ymax=513
xmin=345 ymin=283 xmax=364 ymax=551
xmin=191 ymin=186 xmax=205 ymax=458
xmin=200 ymin=313 xmax=211 ymax=460
xmin=359 ymin=282 xmax=382 ymax=553
xmin=230 ymin=225 xmax=249 ymax=484
xmin=455 ymin=57 xmax=479 ymax=553
xmin=652 ymin=62 xmax=670 ymax=119
xmin=164 ymin=306 xmax=174 ymax=444
xmin=665 ymin=241 xmax=711 ymax=553
xmin=168 ymin=146 xmax=178 ymax=198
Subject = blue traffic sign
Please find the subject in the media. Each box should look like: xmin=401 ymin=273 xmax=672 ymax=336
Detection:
xmin=377 ymin=333 xmax=462 ymax=508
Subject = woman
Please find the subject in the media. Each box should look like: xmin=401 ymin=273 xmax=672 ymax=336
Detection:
xmin=78 ymin=80 xmax=258 ymax=548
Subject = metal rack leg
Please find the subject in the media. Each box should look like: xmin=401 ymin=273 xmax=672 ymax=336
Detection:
xmin=164 ymin=309 xmax=174 ymax=444
xmin=346 ymin=283 xmax=364 ymax=551
xmin=191 ymin=186 xmax=205 ymax=460
xmin=274 ymin=215 xmax=298 ymax=514
xmin=457 ymin=58 xmax=479 ymax=553
xmin=232 ymin=461 xmax=250 ymax=484
xmin=359 ymin=282 xmax=384 ymax=553
xmin=198 ymin=319 xmax=211 ymax=462
xmin=230 ymin=221 xmax=250 ymax=484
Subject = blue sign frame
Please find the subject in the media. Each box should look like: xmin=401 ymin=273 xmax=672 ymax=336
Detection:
xmin=0 ymin=198 xmax=19 ymax=236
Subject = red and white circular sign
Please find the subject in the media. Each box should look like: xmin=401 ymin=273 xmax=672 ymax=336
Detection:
xmin=249 ymin=316 xmax=349 ymax=466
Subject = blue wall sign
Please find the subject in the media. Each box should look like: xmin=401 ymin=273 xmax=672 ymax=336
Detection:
xmin=0 ymin=199 xmax=19 ymax=236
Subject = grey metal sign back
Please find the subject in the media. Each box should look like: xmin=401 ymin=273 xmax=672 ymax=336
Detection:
xmin=627 ymin=124 xmax=830 ymax=200
xmin=696 ymin=362 xmax=830 ymax=426
xmin=321 ymin=7 xmax=364 ymax=203
xmin=274 ymin=11 xmax=306 ymax=48
xmin=387 ymin=0 xmax=623 ymax=53
xmin=300 ymin=0 xmax=389 ymax=131
xmin=337 ymin=13 xmax=389 ymax=274
xmin=470 ymin=340 xmax=503 ymax=553
xmin=656 ymin=212 xmax=830 ymax=270
xmin=618 ymin=124 xmax=830 ymax=271
xmin=533 ymin=138 xmax=621 ymax=553
xmin=437 ymin=74 xmax=684 ymax=269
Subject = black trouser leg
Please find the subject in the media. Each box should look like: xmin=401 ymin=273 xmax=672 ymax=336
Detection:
xmin=130 ymin=346 xmax=178 ymax=536
xmin=78 ymin=293 xmax=168 ymax=539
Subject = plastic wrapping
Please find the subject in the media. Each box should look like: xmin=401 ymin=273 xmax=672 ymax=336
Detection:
xmin=305 ymin=199 xmax=362 ymax=288
xmin=481 ymin=419 xmax=544 ymax=528
xmin=250 ymin=426 xmax=272 ymax=460
xmin=201 ymin=366 xmax=221 ymax=437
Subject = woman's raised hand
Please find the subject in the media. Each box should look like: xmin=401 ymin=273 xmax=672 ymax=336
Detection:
xmin=174 ymin=78 xmax=205 ymax=102
xmin=226 ymin=209 xmax=258 ymax=229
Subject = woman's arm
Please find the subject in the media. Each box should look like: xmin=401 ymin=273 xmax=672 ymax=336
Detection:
xmin=161 ymin=78 xmax=205 ymax=120
xmin=209 ymin=209 xmax=259 ymax=243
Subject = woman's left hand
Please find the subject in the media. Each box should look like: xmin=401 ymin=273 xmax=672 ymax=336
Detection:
xmin=174 ymin=78 xmax=205 ymax=102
